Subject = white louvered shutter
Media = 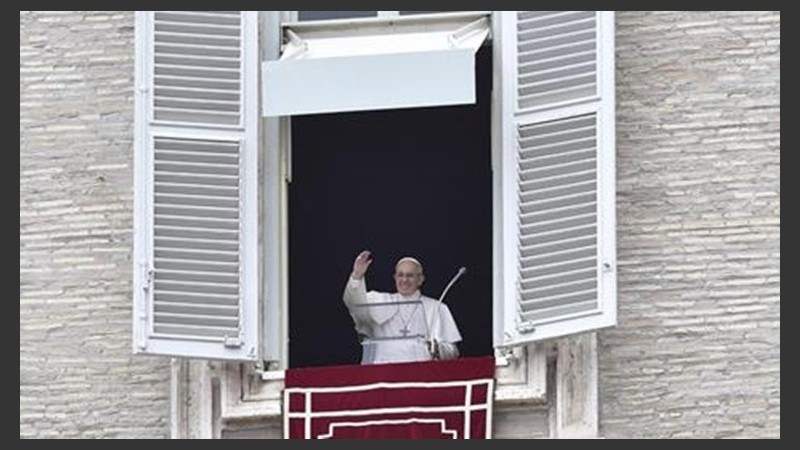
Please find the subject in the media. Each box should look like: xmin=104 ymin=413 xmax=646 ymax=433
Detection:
xmin=496 ymin=11 xmax=616 ymax=347
xmin=133 ymin=11 xmax=260 ymax=360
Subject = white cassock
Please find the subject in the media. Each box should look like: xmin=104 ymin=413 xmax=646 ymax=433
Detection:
xmin=343 ymin=277 xmax=462 ymax=365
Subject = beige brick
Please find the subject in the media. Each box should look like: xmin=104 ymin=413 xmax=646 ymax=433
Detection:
xmin=600 ymin=11 xmax=779 ymax=439
xmin=20 ymin=11 xmax=169 ymax=439
xmin=21 ymin=10 xmax=779 ymax=439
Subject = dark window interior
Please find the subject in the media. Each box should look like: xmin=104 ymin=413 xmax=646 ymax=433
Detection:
xmin=288 ymin=46 xmax=493 ymax=368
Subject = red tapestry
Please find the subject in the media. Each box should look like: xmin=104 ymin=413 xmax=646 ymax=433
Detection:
xmin=284 ymin=356 xmax=495 ymax=439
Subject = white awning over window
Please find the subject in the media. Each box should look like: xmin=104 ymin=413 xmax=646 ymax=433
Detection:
xmin=262 ymin=13 xmax=490 ymax=116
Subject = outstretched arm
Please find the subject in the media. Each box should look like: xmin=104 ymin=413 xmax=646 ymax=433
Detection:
xmin=343 ymin=250 xmax=373 ymax=321
xmin=343 ymin=251 xmax=396 ymax=327
xmin=351 ymin=250 xmax=372 ymax=280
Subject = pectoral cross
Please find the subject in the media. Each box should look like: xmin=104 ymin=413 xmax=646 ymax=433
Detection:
xmin=398 ymin=302 xmax=420 ymax=337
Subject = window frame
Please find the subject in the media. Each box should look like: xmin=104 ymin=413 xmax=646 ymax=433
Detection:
xmin=260 ymin=10 xmax=498 ymax=369
xmin=261 ymin=9 xmax=618 ymax=368
xmin=286 ymin=11 xmax=481 ymax=24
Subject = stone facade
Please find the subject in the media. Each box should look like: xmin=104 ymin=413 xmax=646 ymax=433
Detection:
xmin=20 ymin=11 xmax=779 ymax=438
xmin=20 ymin=11 xmax=170 ymax=439
xmin=602 ymin=11 xmax=780 ymax=438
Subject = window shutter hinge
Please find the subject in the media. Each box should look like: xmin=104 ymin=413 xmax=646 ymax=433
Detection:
xmin=143 ymin=266 xmax=154 ymax=292
xmin=602 ymin=262 xmax=614 ymax=273
xmin=517 ymin=322 xmax=536 ymax=334
xmin=223 ymin=335 xmax=243 ymax=348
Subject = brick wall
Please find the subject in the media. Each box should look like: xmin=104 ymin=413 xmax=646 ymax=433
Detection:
xmin=600 ymin=11 xmax=780 ymax=438
xmin=20 ymin=10 xmax=780 ymax=439
xmin=20 ymin=11 xmax=170 ymax=438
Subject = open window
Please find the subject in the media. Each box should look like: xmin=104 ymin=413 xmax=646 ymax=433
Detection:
xmin=266 ymin=11 xmax=494 ymax=368
xmin=132 ymin=11 xmax=616 ymax=369
xmin=285 ymin=44 xmax=495 ymax=369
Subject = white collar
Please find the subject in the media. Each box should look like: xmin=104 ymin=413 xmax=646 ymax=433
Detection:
xmin=396 ymin=290 xmax=421 ymax=301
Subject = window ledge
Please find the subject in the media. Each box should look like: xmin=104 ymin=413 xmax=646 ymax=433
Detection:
xmin=220 ymin=344 xmax=546 ymax=421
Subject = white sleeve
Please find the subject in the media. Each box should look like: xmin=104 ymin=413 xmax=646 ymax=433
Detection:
xmin=436 ymin=342 xmax=460 ymax=360
xmin=434 ymin=304 xmax=462 ymax=343
xmin=343 ymin=276 xmax=369 ymax=321
xmin=429 ymin=304 xmax=461 ymax=360
xmin=342 ymin=277 xmax=394 ymax=327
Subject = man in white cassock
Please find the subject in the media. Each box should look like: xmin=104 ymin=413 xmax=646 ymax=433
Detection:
xmin=343 ymin=250 xmax=462 ymax=365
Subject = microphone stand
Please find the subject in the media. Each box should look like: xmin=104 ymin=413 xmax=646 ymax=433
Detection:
xmin=428 ymin=267 xmax=467 ymax=359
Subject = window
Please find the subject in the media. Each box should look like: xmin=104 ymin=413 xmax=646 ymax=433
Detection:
xmin=133 ymin=11 xmax=617 ymax=367
xmin=287 ymin=45 xmax=494 ymax=367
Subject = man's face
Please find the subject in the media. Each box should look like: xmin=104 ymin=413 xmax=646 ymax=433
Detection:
xmin=394 ymin=261 xmax=423 ymax=296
